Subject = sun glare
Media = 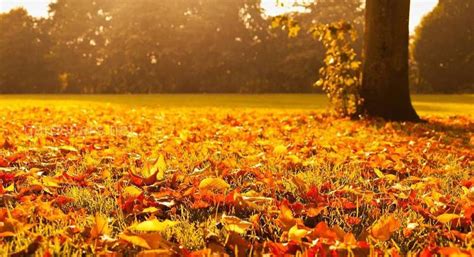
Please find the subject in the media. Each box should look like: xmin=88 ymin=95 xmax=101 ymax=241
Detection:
xmin=261 ymin=0 xmax=311 ymax=16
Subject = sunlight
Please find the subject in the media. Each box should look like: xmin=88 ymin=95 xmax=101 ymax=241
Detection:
xmin=261 ymin=0 xmax=311 ymax=16
xmin=1 ymin=0 xmax=439 ymax=32
xmin=0 ymin=0 xmax=50 ymax=17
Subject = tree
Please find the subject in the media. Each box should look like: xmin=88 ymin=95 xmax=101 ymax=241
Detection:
xmin=0 ymin=9 xmax=58 ymax=93
xmin=0 ymin=0 xmax=366 ymax=93
xmin=412 ymin=0 xmax=474 ymax=93
xmin=48 ymin=0 xmax=113 ymax=93
xmin=104 ymin=0 xmax=190 ymax=93
xmin=360 ymin=0 xmax=419 ymax=121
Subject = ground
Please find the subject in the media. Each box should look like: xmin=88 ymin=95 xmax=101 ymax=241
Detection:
xmin=0 ymin=95 xmax=472 ymax=256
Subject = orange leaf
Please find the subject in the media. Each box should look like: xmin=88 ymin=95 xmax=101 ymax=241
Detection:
xmin=119 ymin=233 xmax=151 ymax=249
xmin=277 ymin=203 xmax=296 ymax=230
xmin=371 ymin=215 xmax=401 ymax=241
xmin=438 ymin=247 xmax=472 ymax=257
xmin=137 ymin=250 xmax=173 ymax=257
xmin=311 ymin=222 xmax=338 ymax=241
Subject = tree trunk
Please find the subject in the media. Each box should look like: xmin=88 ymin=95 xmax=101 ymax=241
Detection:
xmin=360 ymin=0 xmax=420 ymax=121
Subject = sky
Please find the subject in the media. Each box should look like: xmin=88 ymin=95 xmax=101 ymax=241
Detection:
xmin=1 ymin=0 xmax=438 ymax=32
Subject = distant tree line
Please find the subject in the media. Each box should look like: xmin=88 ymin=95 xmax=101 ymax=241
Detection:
xmin=411 ymin=0 xmax=474 ymax=93
xmin=0 ymin=0 xmax=472 ymax=93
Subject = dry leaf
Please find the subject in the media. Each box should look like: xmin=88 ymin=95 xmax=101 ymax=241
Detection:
xmin=371 ymin=215 xmax=401 ymax=241
xmin=123 ymin=185 xmax=143 ymax=198
xmin=221 ymin=215 xmax=252 ymax=234
xmin=199 ymin=177 xmax=230 ymax=191
xmin=91 ymin=214 xmax=110 ymax=239
xmin=130 ymin=218 xmax=177 ymax=232
xmin=273 ymin=145 xmax=288 ymax=155
xmin=436 ymin=213 xmax=461 ymax=224
xmin=119 ymin=233 xmax=151 ymax=249
xmin=288 ymin=225 xmax=308 ymax=242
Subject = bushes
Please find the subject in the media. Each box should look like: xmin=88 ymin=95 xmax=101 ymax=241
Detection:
xmin=311 ymin=22 xmax=362 ymax=117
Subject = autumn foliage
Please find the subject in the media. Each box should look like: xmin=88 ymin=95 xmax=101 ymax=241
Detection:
xmin=0 ymin=103 xmax=472 ymax=256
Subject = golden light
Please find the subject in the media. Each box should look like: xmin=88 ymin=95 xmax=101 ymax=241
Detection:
xmin=260 ymin=0 xmax=311 ymax=16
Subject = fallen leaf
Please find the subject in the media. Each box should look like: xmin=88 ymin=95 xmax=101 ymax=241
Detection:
xmin=371 ymin=215 xmax=401 ymax=241
xmin=277 ymin=203 xmax=296 ymax=230
xmin=152 ymin=154 xmax=167 ymax=181
xmin=131 ymin=218 xmax=177 ymax=232
xmin=119 ymin=233 xmax=151 ymax=249
xmin=137 ymin=249 xmax=173 ymax=257
xmin=199 ymin=177 xmax=230 ymax=191
xmin=221 ymin=215 xmax=252 ymax=234
xmin=437 ymin=247 xmax=472 ymax=257
xmin=273 ymin=145 xmax=288 ymax=155
xmin=374 ymin=168 xmax=385 ymax=179
xmin=123 ymin=185 xmax=143 ymax=198
xmin=288 ymin=225 xmax=308 ymax=242
xmin=436 ymin=213 xmax=461 ymax=224
xmin=91 ymin=214 xmax=110 ymax=239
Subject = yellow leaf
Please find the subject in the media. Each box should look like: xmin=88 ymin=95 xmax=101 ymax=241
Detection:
xmin=120 ymin=232 xmax=172 ymax=251
xmin=4 ymin=184 xmax=14 ymax=192
xmin=385 ymin=174 xmax=398 ymax=181
xmin=42 ymin=177 xmax=61 ymax=188
xmin=287 ymin=155 xmax=301 ymax=164
xmin=288 ymin=225 xmax=308 ymax=242
xmin=374 ymin=168 xmax=385 ymax=179
xmin=371 ymin=215 xmax=401 ymax=241
xmin=436 ymin=213 xmax=460 ymax=224
xmin=273 ymin=145 xmax=287 ymax=155
xmin=142 ymin=154 xmax=167 ymax=180
xmin=198 ymin=177 xmax=230 ymax=191
xmin=131 ymin=219 xmax=177 ymax=232
xmin=59 ymin=145 xmax=78 ymax=153
xmin=142 ymin=207 xmax=160 ymax=213
xmin=91 ymin=214 xmax=110 ymax=238
xmin=154 ymin=154 xmax=167 ymax=181
xmin=123 ymin=186 xmax=143 ymax=198
xmin=119 ymin=233 xmax=151 ymax=249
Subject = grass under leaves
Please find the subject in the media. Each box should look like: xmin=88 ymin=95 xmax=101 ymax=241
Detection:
xmin=0 ymin=95 xmax=472 ymax=256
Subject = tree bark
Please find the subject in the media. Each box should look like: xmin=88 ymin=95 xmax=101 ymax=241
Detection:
xmin=360 ymin=0 xmax=420 ymax=121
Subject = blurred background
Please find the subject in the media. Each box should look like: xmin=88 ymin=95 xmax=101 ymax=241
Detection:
xmin=0 ymin=0 xmax=472 ymax=94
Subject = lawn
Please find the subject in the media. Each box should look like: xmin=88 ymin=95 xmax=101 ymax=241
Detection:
xmin=0 ymin=95 xmax=472 ymax=256
xmin=0 ymin=94 xmax=472 ymax=115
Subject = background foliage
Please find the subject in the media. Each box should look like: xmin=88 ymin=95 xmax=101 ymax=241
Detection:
xmin=0 ymin=0 xmax=472 ymax=93
xmin=411 ymin=0 xmax=474 ymax=93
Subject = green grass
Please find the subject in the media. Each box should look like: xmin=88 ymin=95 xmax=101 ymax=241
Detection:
xmin=0 ymin=94 xmax=472 ymax=116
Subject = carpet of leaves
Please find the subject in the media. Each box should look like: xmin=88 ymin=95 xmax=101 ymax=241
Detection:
xmin=0 ymin=105 xmax=472 ymax=257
